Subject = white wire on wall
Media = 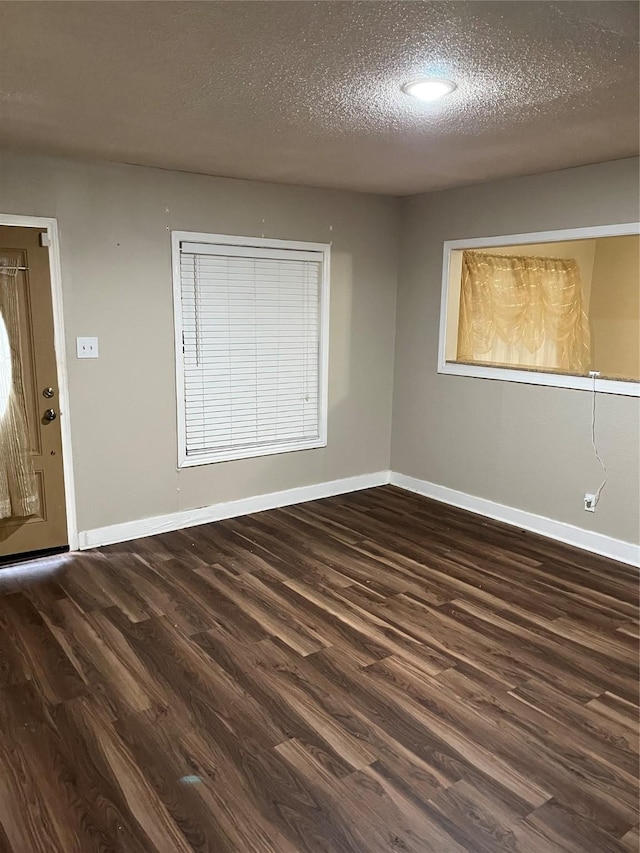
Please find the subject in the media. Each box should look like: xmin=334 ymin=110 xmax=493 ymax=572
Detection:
xmin=589 ymin=370 xmax=608 ymax=505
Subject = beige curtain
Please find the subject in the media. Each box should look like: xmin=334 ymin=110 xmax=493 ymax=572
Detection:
xmin=457 ymin=250 xmax=591 ymax=373
xmin=0 ymin=257 xmax=40 ymax=519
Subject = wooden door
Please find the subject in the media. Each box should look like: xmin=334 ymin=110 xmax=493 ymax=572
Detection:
xmin=0 ymin=225 xmax=67 ymax=559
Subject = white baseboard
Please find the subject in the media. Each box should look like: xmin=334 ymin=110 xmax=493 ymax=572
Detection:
xmin=390 ymin=471 xmax=639 ymax=568
xmin=78 ymin=470 xmax=392 ymax=549
xmin=78 ymin=467 xmax=639 ymax=567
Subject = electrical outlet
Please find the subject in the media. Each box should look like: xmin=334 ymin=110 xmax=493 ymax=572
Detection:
xmin=584 ymin=492 xmax=598 ymax=512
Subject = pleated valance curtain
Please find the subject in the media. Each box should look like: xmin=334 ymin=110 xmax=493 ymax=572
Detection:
xmin=0 ymin=257 xmax=40 ymax=519
xmin=457 ymin=250 xmax=591 ymax=373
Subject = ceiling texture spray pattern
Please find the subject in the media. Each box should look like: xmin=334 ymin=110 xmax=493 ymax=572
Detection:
xmin=0 ymin=1 xmax=638 ymax=194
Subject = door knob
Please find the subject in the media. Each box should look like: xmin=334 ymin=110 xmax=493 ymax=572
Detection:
xmin=43 ymin=408 xmax=57 ymax=422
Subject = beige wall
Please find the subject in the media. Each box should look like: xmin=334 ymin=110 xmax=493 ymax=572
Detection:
xmin=1 ymin=150 xmax=638 ymax=547
xmin=0 ymin=150 xmax=399 ymax=532
xmin=589 ymin=235 xmax=640 ymax=380
xmin=392 ymin=158 xmax=640 ymax=545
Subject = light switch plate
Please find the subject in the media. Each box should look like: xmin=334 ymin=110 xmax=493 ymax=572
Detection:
xmin=76 ymin=336 xmax=99 ymax=359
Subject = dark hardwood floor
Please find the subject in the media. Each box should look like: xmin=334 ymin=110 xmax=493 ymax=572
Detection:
xmin=0 ymin=485 xmax=638 ymax=852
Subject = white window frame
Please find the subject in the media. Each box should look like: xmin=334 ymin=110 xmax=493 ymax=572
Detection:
xmin=438 ymin=222 xmax=640 ymax=397
xmin=172 ymin=231 xmax=330 ymax=468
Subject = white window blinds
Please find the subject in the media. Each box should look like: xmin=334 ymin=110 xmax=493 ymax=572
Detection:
xmin=175 ymin=236 xmax=328 ymax=466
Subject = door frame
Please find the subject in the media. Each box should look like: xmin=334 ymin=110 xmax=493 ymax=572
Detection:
xmin=0 ymin=213 xmax=78 ymax=551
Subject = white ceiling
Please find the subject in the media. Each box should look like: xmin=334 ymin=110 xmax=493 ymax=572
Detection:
xmin=0 ymin=1 xmax=638 ymax=195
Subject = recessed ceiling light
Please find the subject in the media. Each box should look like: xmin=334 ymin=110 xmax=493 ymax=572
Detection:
xmin=402 ymin=78 xmax=457 ymax=102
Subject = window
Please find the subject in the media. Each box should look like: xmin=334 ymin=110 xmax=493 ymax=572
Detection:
xmin=438 ymin=223 xmax=640 ymax=396
xmin=172 ymin=232 xmax=329 ymax=466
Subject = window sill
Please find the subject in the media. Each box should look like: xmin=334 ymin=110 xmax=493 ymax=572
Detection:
xmin=178 ymin=436 xmax=327 ymax=468
xmin=439 ymin=359 xmax=640 ymax=397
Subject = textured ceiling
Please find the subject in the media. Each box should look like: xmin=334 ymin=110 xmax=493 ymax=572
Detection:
xmin=0 ymin=1 xmax=638 ymax=195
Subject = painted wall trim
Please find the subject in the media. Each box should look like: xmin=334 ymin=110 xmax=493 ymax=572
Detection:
xmin=78 ymin=466 xmax=639 ymax=567
xmin=390 ymin=471 xmax=640 ymax=568
xmin=78 ymin=470 xmax=392 ymax=549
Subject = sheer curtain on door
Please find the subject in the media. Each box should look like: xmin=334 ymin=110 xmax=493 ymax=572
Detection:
xmin=0 ymin=256 xmax=40 ymax=519
xmin=457 ymin=250 xmax=591 ymax=373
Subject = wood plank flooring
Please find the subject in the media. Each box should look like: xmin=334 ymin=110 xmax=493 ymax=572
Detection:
xmin=0 ymin=485 xmax=637 ymax=852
